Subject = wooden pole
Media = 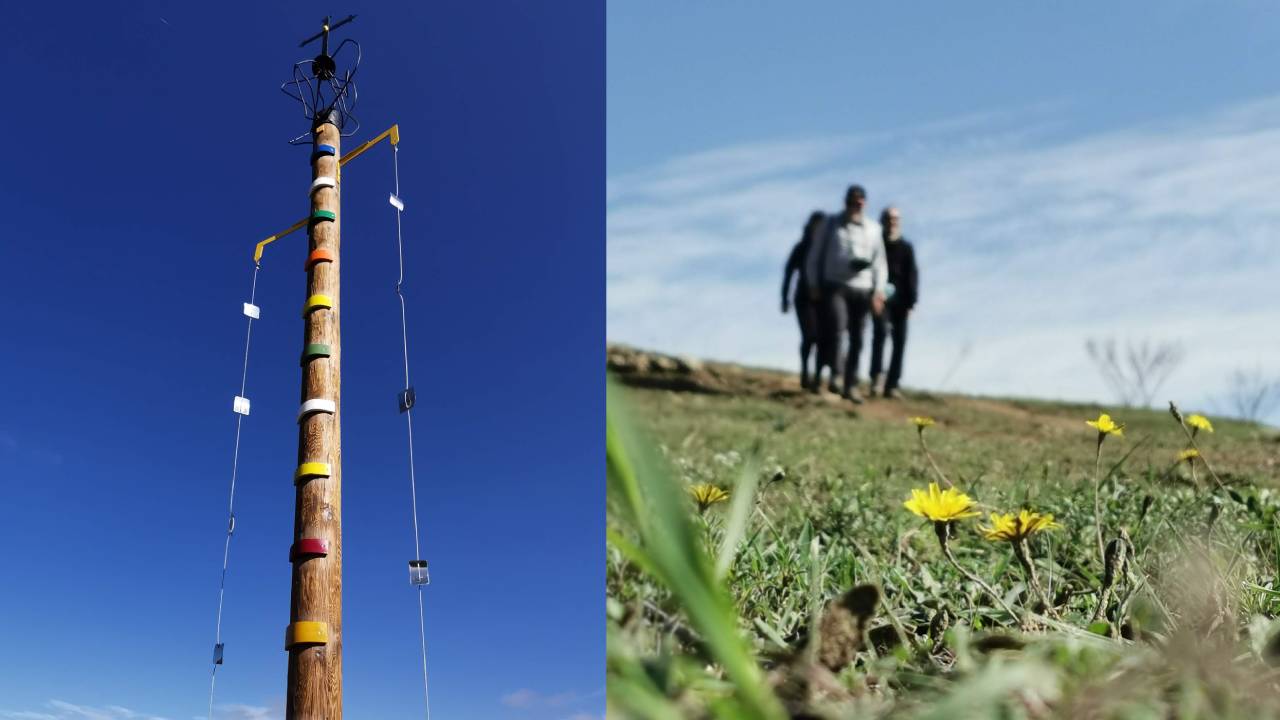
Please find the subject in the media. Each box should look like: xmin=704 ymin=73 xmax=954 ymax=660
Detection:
xmin=287 ymin=112 xmax=343 ymax=718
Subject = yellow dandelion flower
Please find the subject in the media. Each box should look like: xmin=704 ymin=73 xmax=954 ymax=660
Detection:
xmin=903 ymin=482 xmax=980 ymax=522
xmin=909 ymin=416 xmax=936 ymax=429
xmin=980 ymin=510 xmax=1061 ymax=541
xmin=1187 ymin=414 xmax=1214 ymax=433
xmin=1086 ymin=413 xmax=1124 ymax=438
xmin=1177 ymin=448 xmax=1200 ymax=463
xmin=688 ymin=483 xmax=730 ymax=512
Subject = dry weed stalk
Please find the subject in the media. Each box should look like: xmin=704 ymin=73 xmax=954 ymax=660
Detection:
xmin=1090 ymin=529 xmax=1132 ymax=636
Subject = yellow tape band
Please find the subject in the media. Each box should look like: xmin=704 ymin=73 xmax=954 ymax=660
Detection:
xmin=302 ymin=294 xmax=334 ymax=316
xmin=295 ymin=462 xmax=332 ymax=482
xmin=285 ymin=621 xmax=329 ymax=649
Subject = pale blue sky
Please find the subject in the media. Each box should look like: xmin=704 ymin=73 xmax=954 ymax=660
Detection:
xmin=610 ymin=2 xmax=1280 ymax=172
xmin=608 ymin=2 xmax=1280 ymax=422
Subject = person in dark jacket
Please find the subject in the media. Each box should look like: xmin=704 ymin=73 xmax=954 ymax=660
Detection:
xmin=870 ymin=206 xmax=918 ymax=399
xmin=782 ymin=211 xmax=826 ymax=389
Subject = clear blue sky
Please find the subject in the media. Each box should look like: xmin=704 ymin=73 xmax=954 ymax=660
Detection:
xmin=1 ymin=2 xmax=601 ymax=719
xmin=608 ymin=2 xmax=1280 ymax=420
xmin=609 ymin=1 xmax=1280 ymax=173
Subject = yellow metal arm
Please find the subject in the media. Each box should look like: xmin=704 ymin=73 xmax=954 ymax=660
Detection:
xmin=251 ymin=124 xmax=401 ymax=263
xmin=253 ymin=217 xmax=309 ymax=264
xmin=338 ymin=123 xmax=399 ymax=168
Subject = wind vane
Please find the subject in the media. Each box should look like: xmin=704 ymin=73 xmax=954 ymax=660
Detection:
xmin=282 ymin=14 xmax=361 ymax=143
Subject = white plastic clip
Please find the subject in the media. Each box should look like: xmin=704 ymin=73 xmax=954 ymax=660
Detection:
xmin=389 ymin=193 xmax=404 ymax=212
xmin=297 ymin=398 xmax=337 ymax=423
xmin=233 ymin=396 xmax=251 ymax=416
xmin=243 ymin=302 xmax=260 ymax=319
xmin=311 ymin=176 xmax=337 ymax=194
xmin=409 ymin=560 xmax=430 ymax=586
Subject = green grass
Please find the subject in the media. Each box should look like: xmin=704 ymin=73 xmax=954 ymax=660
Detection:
xmin=607 ymin=375 xmax=1280 ymax=718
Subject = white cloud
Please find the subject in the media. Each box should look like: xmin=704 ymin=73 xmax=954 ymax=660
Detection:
xmin=500 ymin=689 xmax=540 ymax=709
xmin=607 ymin=96 xmax=1280 ymax=421
xmin=1 ymin=701 xmax=167 ymax=720
xmin=500 ymin=688 xmax=603 ymax=711
xmin=0 ymin=700 xmax=280 ymax=720
xmin=209 ymin=705 xmax=278 ymax=720
xmin=500 ymin=688 xmax=578 ymax=708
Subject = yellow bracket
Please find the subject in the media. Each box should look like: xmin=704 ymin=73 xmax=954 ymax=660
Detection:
xmin=252 ymin=124 xmax=401 ymax=263
xmin=253 ymin=217 xmax=309 ymax=264
xmin=338 ymin=123 xmax=400 ymax=168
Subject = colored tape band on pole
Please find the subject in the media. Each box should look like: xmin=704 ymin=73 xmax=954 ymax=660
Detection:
xmin=310 ymin=210 xmax=336 ymax=224
xmin=284 ymin=621 xmax=329 ymax=649
xmin=310 ymin=176 xmax=337 ymax=194
xmin=290 ymin=538 xmax=329 ymax=562
xmin=297 ymin=398 xmax=336 ymax=423
xmin=305 ymin=248 xmax=335 ymax=271
xmin=302 ymin=294 xmax=333 ymax=316
xmin=294 ymin=462 xmax=332 ymax=483
xmin=300 ymin=343 xmax=332 ymax=365
xmin=312 ymin=144 xmax=337 ymax=159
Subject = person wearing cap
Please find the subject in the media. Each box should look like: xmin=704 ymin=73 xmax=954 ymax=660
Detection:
xmin=781 ymin=211 xmax=825 ymax=390
xmin=869 ymin=206 xmax=918 ymax=399
xmin=805 ymin=184 xmax=887 ymax=403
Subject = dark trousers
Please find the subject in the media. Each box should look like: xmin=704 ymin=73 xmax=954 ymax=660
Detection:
xmin=794 ymin=295 xmax=819 ymax=386
xmin=819 ymin=284 xmax=871 ymax=393
xmin=870 ymin=302 xmax=909 ymax=390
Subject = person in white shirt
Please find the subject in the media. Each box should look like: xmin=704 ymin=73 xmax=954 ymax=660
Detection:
xmin=805 ymin=184 xmax=888 ymax=403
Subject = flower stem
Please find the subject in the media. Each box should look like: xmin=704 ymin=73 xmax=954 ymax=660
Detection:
xmin=1169 ymin=401 xmax=1224 ymax=490
xmin=936 ymin=522 xmax=1019 ymax=623
xmin=918 ymin=431 xmax=953 ymax=488
xmin=1012 ymin=538 xmax=1055 ymax=617
xmin=1093 ymin=435 xmax=1105 ymax=565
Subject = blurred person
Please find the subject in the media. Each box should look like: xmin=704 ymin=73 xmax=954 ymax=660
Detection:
xmin=782 ymin=211 xmax=825 ymax=389
xmin=805 ymin=184 xmax=888 ymax=403
xmin=869 ymin=206 xmax=918 ymax=399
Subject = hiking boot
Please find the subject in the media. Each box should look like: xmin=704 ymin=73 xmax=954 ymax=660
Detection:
xmin=843 ymin=388 xmax=865 ymax=404
xmin=884 ymin=388 xmax=904 ymax=400
xmin=869 ymin=375 xmax=883 ymax=398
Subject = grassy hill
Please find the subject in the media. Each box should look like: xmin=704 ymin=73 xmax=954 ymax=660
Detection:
xmin=607 ymin=344 xmax=1278 ymax=493
xmin=606 ymin=345 xmax=1280 ymax=719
